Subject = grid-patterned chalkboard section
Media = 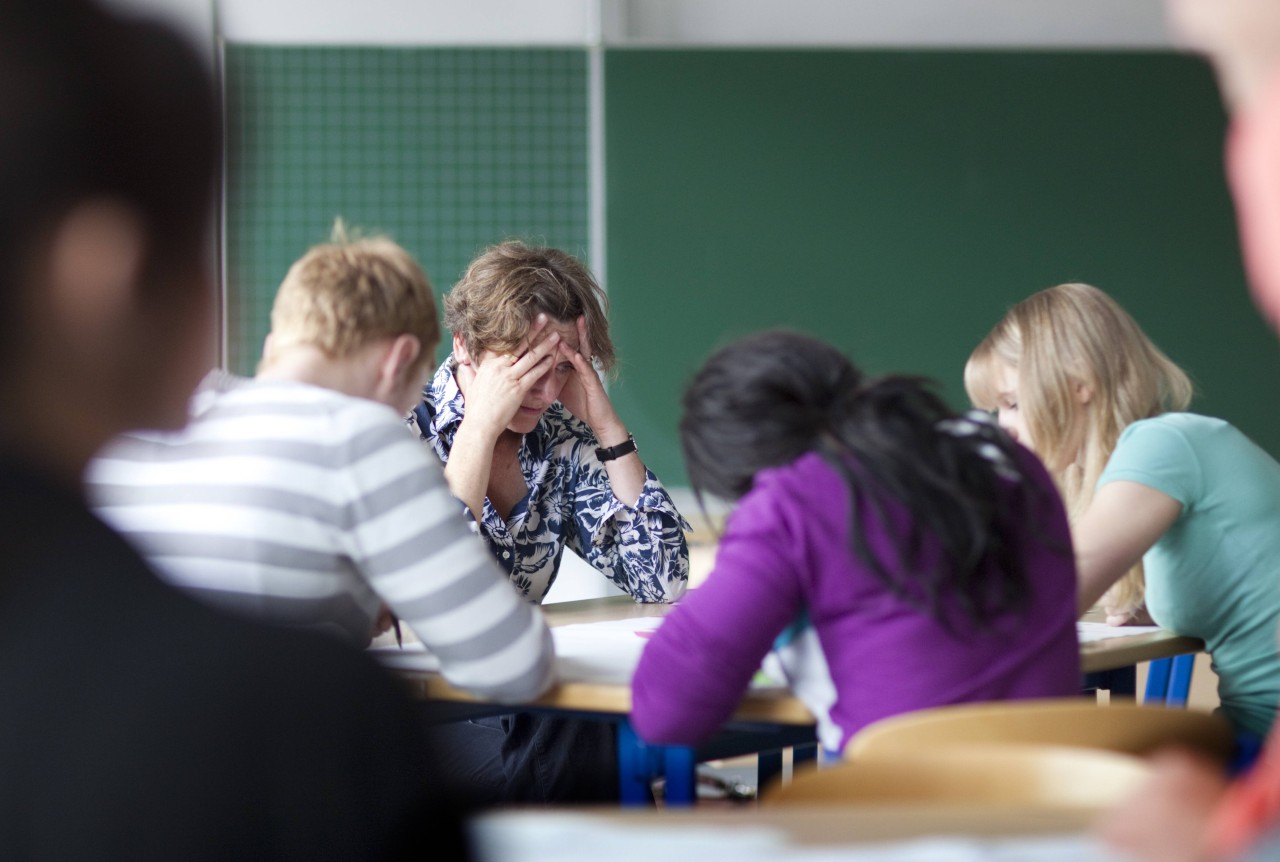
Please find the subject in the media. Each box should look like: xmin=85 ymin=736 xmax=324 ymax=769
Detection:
xmin=224 ymin=46 xmax=590 ymax=375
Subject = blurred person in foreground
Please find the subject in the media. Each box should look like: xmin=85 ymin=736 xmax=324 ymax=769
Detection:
xmin=0 ymin=1 xmax=466 ymax=858
xmin=1098 ymin=3 xmax=1280 ymax=861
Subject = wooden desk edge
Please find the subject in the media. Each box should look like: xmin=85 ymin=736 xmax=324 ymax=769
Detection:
xmin=395 ymin=597 xmax=1203 ymax=723
xmin=397 ymin=672 xmax=817 ymax=725
xmin=1080 ymin=630 xmax=1204 ymax=674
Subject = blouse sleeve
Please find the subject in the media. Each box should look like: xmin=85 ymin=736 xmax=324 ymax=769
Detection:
xmin=566 ymin=448 xmax=691 ymax=604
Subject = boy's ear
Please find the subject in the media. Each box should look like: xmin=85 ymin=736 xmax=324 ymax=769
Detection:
xmin=382 ymin=334 xmax=422 ymax=383
xmin=368 ymin=334 xmax=422 ymax=410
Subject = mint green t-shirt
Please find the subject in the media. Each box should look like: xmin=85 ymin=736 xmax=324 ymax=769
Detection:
xmin=1100 ymin=413 xmax=1280 ymax=736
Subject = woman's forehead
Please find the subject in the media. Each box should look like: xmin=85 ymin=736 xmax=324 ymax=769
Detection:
xmin=519 ymin=318 xmax=579 ymax=351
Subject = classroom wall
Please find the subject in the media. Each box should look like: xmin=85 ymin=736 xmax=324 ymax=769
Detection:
xmin=216 ymin=0 xmax=1174 ymax=48
xmin=215 ymin=1 xmax=1280 ymax=598
xmin=603 ymin=49 xmax=1280 ymax=485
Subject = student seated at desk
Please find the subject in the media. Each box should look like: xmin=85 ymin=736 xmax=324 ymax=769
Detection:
xmin=966 ymin=283 xmax=1280 ymax=740
xmin=411 ymin=241 xmax=690 ymax=802
xmin=631 ymin=330 xmax=1079 ymax=755
xmin=0 ymin=1 xmax=463 ymax=856
xmin=88 ymin=226 xmax=554 ymax=704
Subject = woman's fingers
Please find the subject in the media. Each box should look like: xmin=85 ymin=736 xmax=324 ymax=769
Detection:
xmin=576 ymin=315 xmax=592 ymax=360
xmin=562 ymin=339 xmax=598 ymax=381
xmin=511 ymin=330 xmax=559 ymax=377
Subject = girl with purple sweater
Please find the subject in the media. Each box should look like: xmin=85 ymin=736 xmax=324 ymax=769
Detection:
xmin=630 ymin=331 xmax=1080 ymax=755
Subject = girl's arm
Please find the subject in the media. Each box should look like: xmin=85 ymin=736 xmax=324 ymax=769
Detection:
xmin=630 ymin=497 xmax=802 ymax=746
xmin=1073 ymin=479 xmax=1183 ymax=617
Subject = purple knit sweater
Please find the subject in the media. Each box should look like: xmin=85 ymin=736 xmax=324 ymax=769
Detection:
xmin=631 ymin=448 xmax=1079 ymax=751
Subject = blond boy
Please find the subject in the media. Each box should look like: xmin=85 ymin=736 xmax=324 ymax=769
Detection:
xmin=89 ymin=226 xmax=554 ymax=702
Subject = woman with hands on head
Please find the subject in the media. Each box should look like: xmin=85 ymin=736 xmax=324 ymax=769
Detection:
xmin=411 ymin=240 xmax=688 ymax=803
xmin=442 ymin=312 xmax=647 ymax=541
xmin=966 ymin=282 xmax=1280 ymax=740
xmin=414 ymin=240 xmax=688 ymax=605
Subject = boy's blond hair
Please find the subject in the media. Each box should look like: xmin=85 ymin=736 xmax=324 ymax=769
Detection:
xmin=965 ymin=282 xmax=1193 ymax=616
xmin=266 ymin=221 xmax=438 ymax=366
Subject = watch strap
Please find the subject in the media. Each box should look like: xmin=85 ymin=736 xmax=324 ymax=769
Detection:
xmin=595 ymin=433 xmax=637 ymax=462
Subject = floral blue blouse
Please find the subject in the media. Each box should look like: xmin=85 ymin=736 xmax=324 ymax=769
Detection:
xmin=411 ymin=359 xmax=690 ymax=604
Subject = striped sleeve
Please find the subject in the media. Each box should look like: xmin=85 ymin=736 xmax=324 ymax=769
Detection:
xmin=336 ymin=412 xmax=555 ymax=702
xmin=89 ymin=384 xmax=554 ymax=703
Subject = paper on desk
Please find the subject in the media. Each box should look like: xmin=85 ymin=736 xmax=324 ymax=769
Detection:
xmin=370 ymin=616 xmax=789 ymax=688
xmin=1077 ymin=622 xmax=1163 ymax=643
xmin=373 ymin=620 xmax=1171 ymax=683
xmin=366 ymin=618 xmax=663 ymax=682
xmin=470 ymin=812 xmax=1127 ymax=862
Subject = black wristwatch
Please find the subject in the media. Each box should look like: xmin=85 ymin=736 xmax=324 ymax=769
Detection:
xmin=595 ymin=433 xmax=637 ymax=463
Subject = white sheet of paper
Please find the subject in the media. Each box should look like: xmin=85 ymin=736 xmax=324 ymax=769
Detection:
xmin=371 ymin=618 xmax=1172 ymax=686
xmin=1076 ymin=621 xmax=1164 ymax=643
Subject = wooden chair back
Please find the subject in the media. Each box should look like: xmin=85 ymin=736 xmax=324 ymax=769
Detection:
xmin=763 ymin=744 xmax=1151 ymax=809
xmin=846 ymin=698 xmax=1235 ymax=762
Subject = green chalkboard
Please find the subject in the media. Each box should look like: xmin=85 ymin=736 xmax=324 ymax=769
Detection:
xmin=604 ymin=49 xmax=1280 ymax=486
xmin=224 ymin=46 xmax=589 ymax=375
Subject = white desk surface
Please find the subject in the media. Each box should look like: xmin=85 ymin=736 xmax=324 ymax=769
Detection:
xmin=377 ymin=596 xmax=1205 ymax=724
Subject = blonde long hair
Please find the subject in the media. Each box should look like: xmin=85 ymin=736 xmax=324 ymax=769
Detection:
xmin=965 ymin=283 xmax=1192 ymax=615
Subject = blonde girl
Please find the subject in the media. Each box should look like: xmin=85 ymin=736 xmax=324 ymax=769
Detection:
xmin=967 ymin=283 xmax=1280 ymax=737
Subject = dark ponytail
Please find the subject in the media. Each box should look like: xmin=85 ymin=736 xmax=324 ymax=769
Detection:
xmin=681 ymin=329 xmax=1043 ymax=631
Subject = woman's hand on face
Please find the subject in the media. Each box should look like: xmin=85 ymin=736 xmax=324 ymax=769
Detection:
xmin=455 ymin=314 xmax=560 ymax=441
xmin=557 ymin=316 xmax=624 ymax=440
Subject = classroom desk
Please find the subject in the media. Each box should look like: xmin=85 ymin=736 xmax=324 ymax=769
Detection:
xmin=1078 ymin=609 xmax=1205 ymax=700
xmin=382 ymin=596 xmax=1205 ymax=806
xmin=470 ymin=805 xmax=1106 ymax=862
xmin=391 ymin=597 xmax=810 ymax=725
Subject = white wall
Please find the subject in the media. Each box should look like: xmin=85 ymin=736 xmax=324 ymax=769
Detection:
xmin=605 ymin=0 xmax=1174 ymax=48
xmin=215 ymin=0 xmax=1177 ymax=48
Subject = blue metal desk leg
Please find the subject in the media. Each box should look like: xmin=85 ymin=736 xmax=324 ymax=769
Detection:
xmin=1144 ymin=657 xmax=1173 ymax=704
xmin=616 ymin=720 xmax=654 ymax=805
xmin=1144 ymin=655 xmax=1201 ymax=706
xmin=1165 ymin=654 xmax=1196 ymax=707
xmin=616 ymin=719 xmax=698 ymax=807
xmin=662 ymin=745 xmax=697 ymax=807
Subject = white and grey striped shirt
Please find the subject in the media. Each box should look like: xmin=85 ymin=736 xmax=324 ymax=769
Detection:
xmin=87 ymin=372 xmax=554 ymax=702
